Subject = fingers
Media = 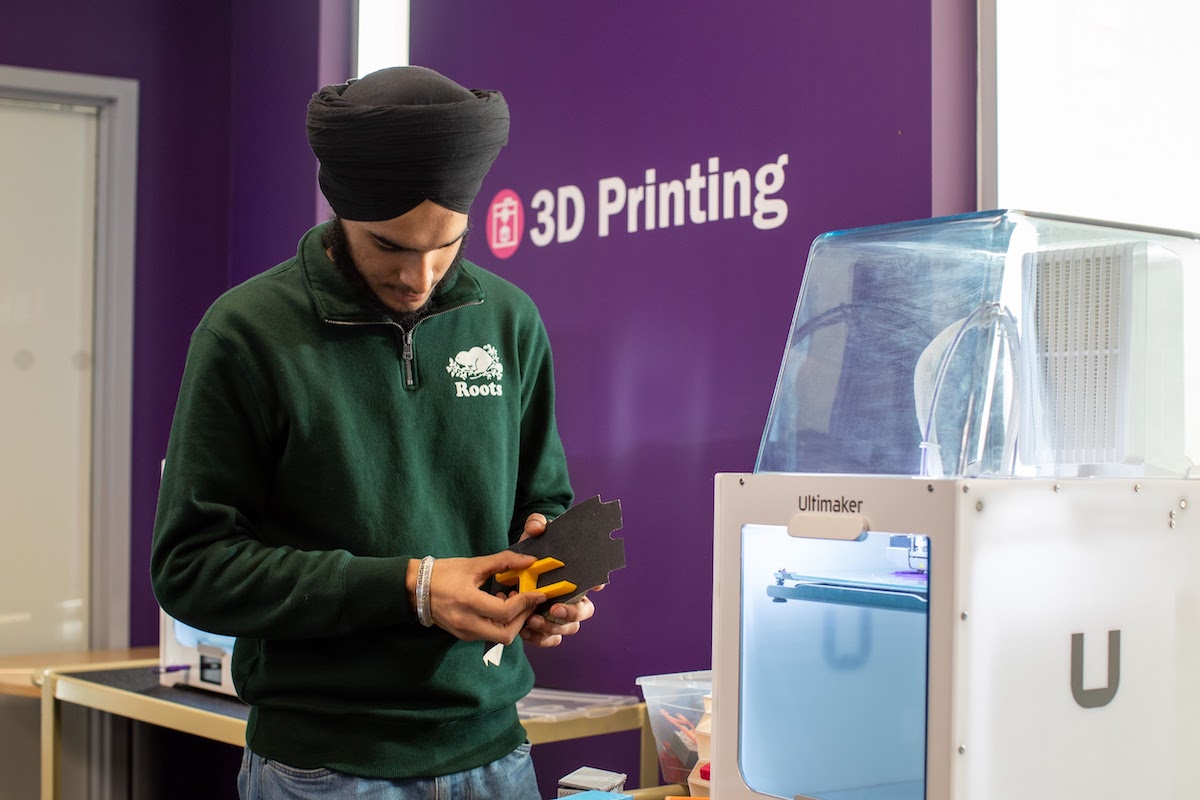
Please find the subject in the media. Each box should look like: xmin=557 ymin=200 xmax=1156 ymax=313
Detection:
xmin=521 ymin=594 xmax=595 ymax=647
xmin=520 ymin=628 xmax=563 ymax=648
xmin=517 ymin=512 xmax=548 ymax=543
xmin=427 ymin=556 xmax=545 ymax=644
xmin=424 ymin=544 xmax=599 ymax=648
xmin=444 ymin=590 xmax=545 ymax=645
xmin=545 ymin=594 xmax=595 ymax=625
xmin=477 ymin=549 xmax=537 ymax=577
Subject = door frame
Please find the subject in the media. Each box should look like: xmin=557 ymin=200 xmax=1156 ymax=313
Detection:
xmin=0 ymin=65 xmax=138 ymax=652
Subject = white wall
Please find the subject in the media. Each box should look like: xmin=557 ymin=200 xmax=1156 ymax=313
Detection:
xmin=987 ymin=0 xmax=1200 ymax=233
xmin=355 ymin=0 xmax=409 ymax=77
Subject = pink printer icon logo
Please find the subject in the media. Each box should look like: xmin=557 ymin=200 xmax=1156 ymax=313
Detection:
xmin=486 ymin=189 xmax=524 ymax=260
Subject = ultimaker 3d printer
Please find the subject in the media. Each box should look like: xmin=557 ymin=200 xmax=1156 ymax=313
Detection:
xmin=711 ymin=210 xmax=1200 ymax=800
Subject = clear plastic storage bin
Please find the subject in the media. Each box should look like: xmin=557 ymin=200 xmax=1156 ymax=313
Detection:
xmin=635 ymin=670 xmax=712 ymax=785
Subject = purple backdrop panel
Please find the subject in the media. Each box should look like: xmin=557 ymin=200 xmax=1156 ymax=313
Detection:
xmin=412 ymin=0 xmax=949 ymax=790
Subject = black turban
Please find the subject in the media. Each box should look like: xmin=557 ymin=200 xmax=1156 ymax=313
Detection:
xmin=306 ymin=66 xmax=510 ymax=221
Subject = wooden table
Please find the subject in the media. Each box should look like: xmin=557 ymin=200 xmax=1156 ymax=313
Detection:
xmin=0 ymin=647 xmax=158 ymax=699
xmin=38 ymin=659 xmax=678 ymax=799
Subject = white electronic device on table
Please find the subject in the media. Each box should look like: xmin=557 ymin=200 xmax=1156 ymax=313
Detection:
xmin=158 ymin=610 xmax=238 ymax=695
xmin=711 ymin=210 xmax=1200 ymax=800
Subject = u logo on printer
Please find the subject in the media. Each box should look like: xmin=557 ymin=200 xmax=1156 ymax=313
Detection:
xmin=1070 ymin=630 xmax=1120 ymax=709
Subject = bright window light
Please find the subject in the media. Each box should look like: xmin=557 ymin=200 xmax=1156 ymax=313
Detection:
xmin=988 ymin=0 xmax=1200 ymax=233
xmin=356 ymin=0 xmax=410 ymax=78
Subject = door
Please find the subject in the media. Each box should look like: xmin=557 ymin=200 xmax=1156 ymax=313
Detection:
xmin=0 ymin=95 xmax=97 ymax=656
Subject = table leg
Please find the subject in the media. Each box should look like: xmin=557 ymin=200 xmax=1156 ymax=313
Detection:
xmin=40 ymin=670 xmax=59 ymax=800
xmin=637 ymin=703 xmax=659 ymax=788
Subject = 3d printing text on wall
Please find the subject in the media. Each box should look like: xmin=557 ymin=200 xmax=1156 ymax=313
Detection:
xmin=485 ymin=152 xmax=791 ymax=259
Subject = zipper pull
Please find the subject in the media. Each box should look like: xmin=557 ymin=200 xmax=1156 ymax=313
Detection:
xmin=402 ymin=329 xmax=415 ymax=387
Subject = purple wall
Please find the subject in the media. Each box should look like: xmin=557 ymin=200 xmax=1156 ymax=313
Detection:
xmin=932 ymin=0 xmax=979 ymax=215
xmin=411 ymin=0 xmax=973 ymax=790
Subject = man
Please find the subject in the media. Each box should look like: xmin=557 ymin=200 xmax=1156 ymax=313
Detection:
xmin=151 ymin=66 xmax=589 ymax=800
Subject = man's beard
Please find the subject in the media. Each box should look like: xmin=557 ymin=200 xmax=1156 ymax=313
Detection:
xmin=322 ymin=217 xmax=468 ymax=330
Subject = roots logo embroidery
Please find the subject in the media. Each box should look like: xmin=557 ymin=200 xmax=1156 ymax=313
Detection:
xmin=447 ymin=344 xmax=504 ymax=397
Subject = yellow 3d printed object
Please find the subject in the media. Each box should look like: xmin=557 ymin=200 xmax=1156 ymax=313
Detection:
xmin=494 ymin=557 xmax=577 ymax=599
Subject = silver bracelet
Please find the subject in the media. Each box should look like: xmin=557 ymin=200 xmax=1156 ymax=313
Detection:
xmin=416 ymin=556 xmax=435 ymax=627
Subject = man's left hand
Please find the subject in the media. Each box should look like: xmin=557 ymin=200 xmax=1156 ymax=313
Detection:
xmin=516 ymin=513 xmax=602 ymax=648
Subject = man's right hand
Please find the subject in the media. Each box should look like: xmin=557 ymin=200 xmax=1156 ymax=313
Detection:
xmin=419 ymin=552 xmax=546 ymax=644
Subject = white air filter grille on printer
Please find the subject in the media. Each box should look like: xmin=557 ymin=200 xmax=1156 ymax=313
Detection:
xmin=1019 ymin=241 xmax=1186 ymax=476
xmin=1027 ymin=243 xmax=1132 ymax=464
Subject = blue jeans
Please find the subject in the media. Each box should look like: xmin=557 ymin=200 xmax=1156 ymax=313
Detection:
xmin=237 ymin=742 xmax=540 ymax=800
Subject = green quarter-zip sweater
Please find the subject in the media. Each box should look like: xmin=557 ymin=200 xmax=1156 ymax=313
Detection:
xmin=151 ymin=223 xmax=572 ymax=778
